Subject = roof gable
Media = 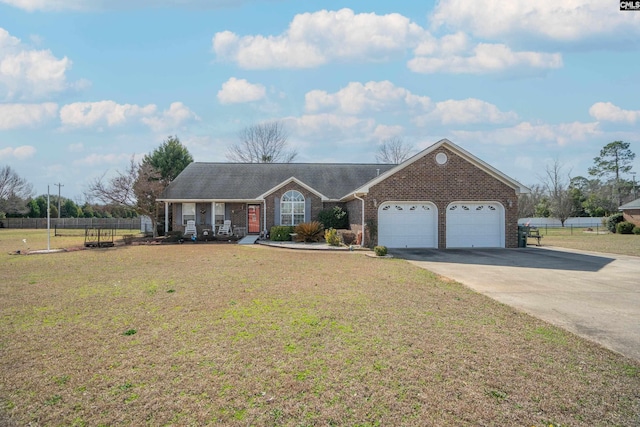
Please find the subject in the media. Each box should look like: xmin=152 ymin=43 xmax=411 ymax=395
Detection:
xmin=347 ymin=139 xmax=529 ymax=197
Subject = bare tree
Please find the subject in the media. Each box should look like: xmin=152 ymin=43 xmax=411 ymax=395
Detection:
xmin=517 ymin=184 xmax=546 ymax=218
xmin=227 ymin=121 xmax=297 ymax=163
xmin=375 ymin=137 xmax=413 ymax=164
xmin=87 ymin=157 xmax=165 ymax=236
xmin=542 ymin=160 xmax=574 ymax=226
xmin=0 ymin=165 xmax=33 ymax=216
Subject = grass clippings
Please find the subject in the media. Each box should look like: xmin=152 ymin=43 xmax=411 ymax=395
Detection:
xmin=0 ymin=229 xmax=639 ymax=426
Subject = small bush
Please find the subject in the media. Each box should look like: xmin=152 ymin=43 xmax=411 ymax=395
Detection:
xmin=324 ymin=228 xmax=341 ymax=246
xmin=374 ymin=245 xmax=388 ymax=257
xmin=616 ymin=221 xmax=635 ymax=234
xmin=339 ymin=230 xmax=356 ymax=245
xmin=318 ymin=206 xmax=349 ymax=229
xmin=270 ymin=226 xmax=295 ymax=241
xmin=607 ymin=213 xmax=624 ymax=233
xmin=633 ymin=226 xmax=640 ymax=235
xmin=294 ymin=221 xmax=324 ymax=243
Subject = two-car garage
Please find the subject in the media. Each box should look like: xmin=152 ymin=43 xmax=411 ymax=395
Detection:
xmin=378 ymin=201 xmax=505 ymax=249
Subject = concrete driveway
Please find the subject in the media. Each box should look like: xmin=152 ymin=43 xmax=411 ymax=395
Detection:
xmin=392 ymin=246 xmax=640 ymax=362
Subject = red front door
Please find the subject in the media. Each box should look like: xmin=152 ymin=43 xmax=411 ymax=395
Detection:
xmin=248 ymin=205 xmax=260 ymax=234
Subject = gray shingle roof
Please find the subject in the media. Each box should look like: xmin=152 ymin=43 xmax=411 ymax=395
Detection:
xmin=160 ymin=163 xmax=396 ymax=201
xmin=619 ymin=198 xmax=640 ymax=210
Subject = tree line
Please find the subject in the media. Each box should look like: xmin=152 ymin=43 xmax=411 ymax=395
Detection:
xmin=518 ymin=141 xmax=636 ymax=225
xmin=1 ymin=122 xmax=635 ymax=231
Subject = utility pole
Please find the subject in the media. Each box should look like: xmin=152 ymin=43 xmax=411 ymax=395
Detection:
xmin=631 ymin=172 xmax=637 ymax=199
xmin=54 ymin=183 xmax=64 ymax=219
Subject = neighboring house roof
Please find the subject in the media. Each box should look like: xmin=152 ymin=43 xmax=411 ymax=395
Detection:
xmin=346 ymin=139 xmax=530 ymax=198
xmin=619 ymin=198 xmax=640 ymax=210
xmin=159 ymin=163 xmax=396 ymax=201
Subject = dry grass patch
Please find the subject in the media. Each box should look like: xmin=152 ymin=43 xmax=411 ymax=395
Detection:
xmin=1 ymin=230 xmax=639 ymax=426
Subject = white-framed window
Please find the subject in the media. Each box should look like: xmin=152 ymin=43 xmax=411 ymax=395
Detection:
xmin=281 ymin=190 xmax=305 ymax=226
xmin=182 ymin=202 xmax=195 ymax=225
xmin=214 ymin=202 xmax=225 ymax=225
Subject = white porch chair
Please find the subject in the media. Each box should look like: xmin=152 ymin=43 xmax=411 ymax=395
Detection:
xmin=184 ymin=220 xmax=197 ymax=236
xmin=217 ymin=220 xmax=233 ymax=236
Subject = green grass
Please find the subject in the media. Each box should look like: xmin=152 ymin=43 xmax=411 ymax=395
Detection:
xmin=534 ymin=226 xmax=640 ymax=257
xmin=0 ymin=229 xmax=639 ymax=426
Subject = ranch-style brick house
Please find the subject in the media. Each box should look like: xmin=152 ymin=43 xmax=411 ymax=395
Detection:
xmin=158 ymin=139 xmax=529 ymax=249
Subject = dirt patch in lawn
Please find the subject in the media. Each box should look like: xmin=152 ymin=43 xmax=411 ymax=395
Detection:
xmin=0 ymin=231 xmax=639 ymax=426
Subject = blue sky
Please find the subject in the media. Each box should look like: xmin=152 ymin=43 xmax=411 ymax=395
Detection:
xmin=1 ymin=0 xmax=639 ymax=201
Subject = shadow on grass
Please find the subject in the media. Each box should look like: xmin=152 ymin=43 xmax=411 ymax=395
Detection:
xmin=390 ymin=247 xmax=615 ymax=272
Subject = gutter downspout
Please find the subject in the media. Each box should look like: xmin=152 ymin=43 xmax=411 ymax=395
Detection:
xmin=164 ymin=202 xmax=169 ymax=235
xmin=354 ymin=194 xmax=366 ymax=247
xmin=263 ymin=198 xmax=267 ymax=238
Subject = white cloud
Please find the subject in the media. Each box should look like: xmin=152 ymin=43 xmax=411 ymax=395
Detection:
xmin=217 ymin=77 xmax=266 ymax=104
xmin=373 ymin=125 xmax=404 ymax=141
xmin=67 ymin=143 xmax=84 ymax=152
xmin=285 ymin=113 xmax=376 ymax=140
xmin=430 ymin=0 xmax=640 ymax=42
xmin=451 ymin=121 xmax=601 ymax=147
xmin=141 ymin=101 xmax=200 ymax=132
xmin=589 ymin=102 xmax=640 ymax=124
xmin=416 ymin=98 xmax=518 ymax=125
xmin=0 ymin=145 xmax=36 ymax=160
xmin=0 ymin=102 xmax=58 ymax=129
xmin=212 ymin=8 xmax=425 ymax=69
xmin=59 ymin=100 xmax=156 ymax=128
xmin=409 ymin=42 xmax=562 ymax=74
xmin=73 ymin=152 xmax=131 ymax=166
xmin=0 ymin=28 xmax=79 ymax=99
xmin=0 ymin=0 xmax=261 ymax=11
xmin=305 ymin=81 xmax=431 ymax=115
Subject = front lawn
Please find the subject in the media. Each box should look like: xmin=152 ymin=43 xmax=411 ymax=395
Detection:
xmin=534 ymin=226 xmax=640 ymax=257
xmin=1 ymin=230 xmax=639 ymax=426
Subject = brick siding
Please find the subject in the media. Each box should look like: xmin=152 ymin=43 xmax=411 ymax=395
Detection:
xmin=362 ymin=148 xmax=519 ymax=248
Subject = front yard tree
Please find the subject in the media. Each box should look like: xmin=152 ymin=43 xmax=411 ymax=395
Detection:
xmin=227 ymin=121 xmax=297 ymax=163
xmin=375 ymin=137 xmax=413 ymax=164
xmin=588 ymin=141 xmax=636 ymax=206
xmin=87 ymin=157 xmax=165 ymax=236
xmin=0 ymin=165 xmax=33 ymax=217
xmin=543 ymin=160 xmax=574 ymax=226
xmin=142 ymin=135 xmax=193 ymax=182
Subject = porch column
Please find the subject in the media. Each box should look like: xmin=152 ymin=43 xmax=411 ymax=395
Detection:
xmin=164 ymin=202 xmax=169 ymax=235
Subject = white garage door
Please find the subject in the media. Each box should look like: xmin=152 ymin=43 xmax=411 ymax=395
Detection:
xmin=446 ymin=202 xmax=504 ymax=248
xmin=378 ymin=202 xmax=437 ymax=248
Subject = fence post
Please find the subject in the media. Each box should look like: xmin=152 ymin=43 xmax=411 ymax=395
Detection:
xmin=571 ymin=224 xmax=573 ymax=235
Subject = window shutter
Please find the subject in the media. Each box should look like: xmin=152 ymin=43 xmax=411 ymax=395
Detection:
xmin=274 ymin=196 xmax=281 ymax=225
xmin=305 ymin=198 xmax=311 ymax=222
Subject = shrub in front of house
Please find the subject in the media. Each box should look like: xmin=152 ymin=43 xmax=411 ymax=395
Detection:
xmin=270 ymin=226 xmax=295 ymax=241
xmin=374 ymin=245 xmax=388 ymax=256
xmin=633 ymin=226 xmax=640 ymax=235
xmin=616 ymin=221 xmax=635 ymax=234
xmin=338 ymin=230 xmax=356 ymax=245
xmin=294 ymin=221 xmax=324 ymax=243
xmin=606 ymin=213 xmax=624 ymax=233
xmin=318 ymin=206 xmax=349 ymax=230
xmin=324 ymin=228 xmax=341 ymax=246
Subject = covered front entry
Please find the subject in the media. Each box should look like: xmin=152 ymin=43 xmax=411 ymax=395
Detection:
xmin=446 ymin=202 xmax=504 ymax=248
xmin=378 ymin=202 xmax=437 ymax=248
xmin=248 ymin=205 xmax=261 ymax=234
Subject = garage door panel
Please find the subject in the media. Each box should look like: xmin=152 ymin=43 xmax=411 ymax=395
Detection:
xmin=378 ymin=202 xmax=437 ymax=249
xmin=446 ymin=202 xmax=503 ymax=248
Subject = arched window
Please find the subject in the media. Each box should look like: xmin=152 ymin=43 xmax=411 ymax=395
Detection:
xmin=281 ymin=190 xmax=305 ymax=226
